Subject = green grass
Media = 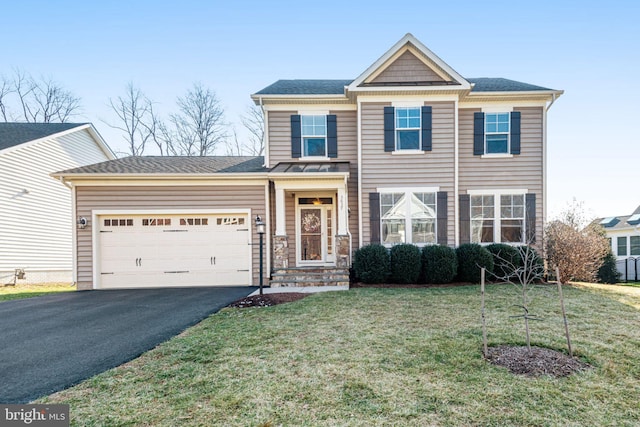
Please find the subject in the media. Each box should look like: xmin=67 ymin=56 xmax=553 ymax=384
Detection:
xmin=0 ymin=283 xmax=75 ymax=301
xmin=41 ymin=284 xmax=640 ymax=426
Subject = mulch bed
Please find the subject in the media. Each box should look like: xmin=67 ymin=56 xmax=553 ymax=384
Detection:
xmin=485 ymin=345 xmax=591 ymax=377
xmin=227 ymin=292 xmax=310 ymax=308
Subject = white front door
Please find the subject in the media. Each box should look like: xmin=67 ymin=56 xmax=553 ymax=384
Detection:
xmin=296 ymin=197 xmax=335 ymax=265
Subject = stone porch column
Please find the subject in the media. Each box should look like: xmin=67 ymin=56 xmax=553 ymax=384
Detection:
xmin=273 ymin=235 xmax=289 ymax=269
xmin=336 ymin=235 xmax=350 ymax=268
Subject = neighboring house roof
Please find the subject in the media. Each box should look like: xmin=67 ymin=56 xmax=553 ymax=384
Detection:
xmin=0 ymin=123 xmax=85 ymax=151
xmin=595 ymin=205 xmax=640 ymax=230
xmin=53 ymin=156 xmax=268 ymax=176
xmin=254 ymin=77 xmax=554 ymax=96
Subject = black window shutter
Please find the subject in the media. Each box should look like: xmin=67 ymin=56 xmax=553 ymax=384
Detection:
xmin=291 ymin=115 xmax=302 ymax=158
xmin=510 ymin=111 xmax=521 ymax=155
xmin=327 ymin=114 xmax=337 ymax=158
xmin=369 ymin=192 xmax=381 ymax=244
xmin=384 ymin=106 xmax=395 ymax=152
xmin=526 ymin=193 xmax=536 ymax=243
xmin=473 ymin=112 xmax=484 ymax=156
xmin=459 ymin=194 xmax=471 ymax=244
xmin=421 ymin=106 xmax=432 ymax=151
xmin=437 ymin=191 xmax=447 ymax=245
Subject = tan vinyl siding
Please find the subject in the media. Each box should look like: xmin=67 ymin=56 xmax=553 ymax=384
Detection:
xmin=0 ymin=128 xmax=110 ymax=280
xmin=459 ymin=107 xmax=544 ymax=243
xmin=75 ymin=185 xmax=266 ymax=289
xmin=369 ymin=51 xmax=445 ymax=84
xmin=360 ymin=101 xmax=456 ymax=246
xmin=267 ymin=110 xmax=296 ymax=166
xmin=268 ymin=109 xmax=359 ymax=256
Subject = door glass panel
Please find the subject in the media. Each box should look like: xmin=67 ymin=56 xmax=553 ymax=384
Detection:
xmin=301 ymin=208 xmax=322 ymax=261
xmin=327 ymin=208 xmax=333 ymax=255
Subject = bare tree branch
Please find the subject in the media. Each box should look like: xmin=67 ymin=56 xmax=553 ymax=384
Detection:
xmin=104 ymin=83 xmax=152 ymax=156
xmin=240 ymin=104 xmax=264 ymax=156
xmin=171 ymin=83 xmax=227 ymax=156
xmin=225 ymin=128 xmax=245 ymax=156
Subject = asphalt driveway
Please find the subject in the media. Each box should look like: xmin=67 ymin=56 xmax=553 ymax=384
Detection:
xmin=0 ymin=287 xmax=254 ymax=403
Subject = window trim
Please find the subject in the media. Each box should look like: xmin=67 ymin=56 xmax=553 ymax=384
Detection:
xmin=300 ymin=114 xmax=328 ymax=158
xmin=484 ymin=112 xmax=511 ymax=155
xmin=394 ymin=107 xmax=421 ymax=151
xmin=469 ymin=190 xmax=528 ymax=244
xmin=378 ymin=187 xmax=439 ymax=246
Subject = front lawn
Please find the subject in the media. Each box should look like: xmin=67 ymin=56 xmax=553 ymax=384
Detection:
xmin=42 ymin=284 xmax=640 ymax=426
xmin=0 ymin=283 xmax=74 ymax=302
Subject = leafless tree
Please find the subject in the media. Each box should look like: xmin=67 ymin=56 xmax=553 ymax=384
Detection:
xmin=490 ymin=243 xmax=545 ymax=351
xmin=105 ymin=83 xmax=153 ymax=156
xmin=225 ymin=128 xmax=245 ymax=156
xmin=171 ymin=83 xmax=227 ymax=156
xmin=240 ymin=104 xmax=264 ymax=156
xmin=545 ymin=201 xmax=610 ymax=284
xmin=0 ymin=76 xmax=14 ymax=121
xmin=143 ymin=103 xmax=178 ymax=156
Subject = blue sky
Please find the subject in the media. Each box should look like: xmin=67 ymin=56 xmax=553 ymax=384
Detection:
xmin=2 ymin=0 xmax=639 ymax=219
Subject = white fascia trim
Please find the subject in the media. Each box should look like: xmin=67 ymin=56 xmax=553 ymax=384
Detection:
xmin=467 ymin=189 xmax=529 ymax=195
xmin=357 ymin=98 xmax=363 ymax=249
xmin=482 ymin=106 xmax=514 ymax=113
xmin=85 ymin=124 xmax=117 ymax=159
xmin=377 ymin=186 xmax=440 ymax=193
xmin=0 ymin=124 xmax=93 ymax=156
xmin=54 ymin=176 xmax=270 ymax=185
xmin=454 ymin=97 xmax=459 ymax=246
xmin=349 ymin=86 xmax=468 ymax=94
xmin=297 ymin=109 xmax=329 ymax=115
xmin=264 ymin=104 xmax=356 ymax=111
xmin=273 ymin=178 xmax=347 ymax=190
xmin=348 ymin=33 xmax=471 ymax=91
xmin=361 ymin=94 xmax=459 ymax=103
xmin=461 ymin=100 xmax=547 ymax=109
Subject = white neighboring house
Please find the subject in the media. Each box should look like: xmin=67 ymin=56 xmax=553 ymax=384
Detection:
xmin=597 ymin=204 xmax=640 ymax=282
xmin=0 ymin=123 xmax=114 ymax=284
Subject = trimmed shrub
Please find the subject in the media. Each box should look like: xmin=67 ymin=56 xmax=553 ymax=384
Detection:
xmin=421 ymin=245 xmax=458 ymax=284
xmin=390 ymin=244 xmax=422 ymax=284
xmin=486 ymin=243 xmax=521 ymax=280
xmin=353 ymin=244 xmax=390 ymax=284
xmin=456 ymin=243 xmax=494 ymax=283
xmin=597 ymin=251 xmax=621 ymax=284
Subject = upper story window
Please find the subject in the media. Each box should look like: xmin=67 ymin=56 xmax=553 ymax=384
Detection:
xmin=485 ymin=113 xmax=510 ymax=154
xmin=290 ymin=114 xmax=337 ymax=159
xmin=380 ymin=190 xmax=436 ymax=246
xmin=471 ymin=193 xmax=525 ymax=244
xmin=395 ymin=107 xmax=421 ymax=150
xmin=473 ymin=111 xmax=521 ymax=156
xmin=384 ymin=106 xmax=432 ymax=153
xmin=301 ymin=115 xmax=327 ymax=157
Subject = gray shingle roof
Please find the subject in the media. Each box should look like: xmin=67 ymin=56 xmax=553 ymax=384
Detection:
xmin=594 ymin=205 xmax=640 ymax=230
xmin=255 ymin=80 xmax=353 ymax=95
xmin=467 ymin=78 xmax=552 ymax=92
xmin=55 ymin=156 xmax=267 ymax=175
xmin=0 ymin=123 xmax=85 ymax=151
xmin=254 ymin=78 xmax=553 ymax=95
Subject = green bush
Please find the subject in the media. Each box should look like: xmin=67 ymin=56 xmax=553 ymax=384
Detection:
xmin=353 ymin=244 xmax=390 ymax=284
xmin=390 ymin=244 xmax=422 ymax=284
xmin=597 ymin=251 xmax=621 ymax=284
xmin=456 ymin=243 xmax=494 ymax=283
xmin=486 ymin=243 xmax=521 ymax=280
xmin=421 ymin=245 xmax=458 ymax=284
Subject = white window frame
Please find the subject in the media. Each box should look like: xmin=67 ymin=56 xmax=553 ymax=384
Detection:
xmin=469 ymin=190 xmax=527 ymax=244
xmin=395 ymin=107 xmax=421 ymax=151
xmin=301 ymin=115 xmax=327 ymax=158
xmin=484 ymin=112 xmax=510 ymax=155
xmin=378 ymin=187 xmax=438 ymax=247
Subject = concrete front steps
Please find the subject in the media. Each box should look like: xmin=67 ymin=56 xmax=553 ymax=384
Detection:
xmin=270 ymin=267 xmax=350 ymax=288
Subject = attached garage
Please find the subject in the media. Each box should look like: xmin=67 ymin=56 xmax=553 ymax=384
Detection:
xmin=52 ymin=156 xmax=269 ymax=290
xmin=96 ymin=213 xmax=251 ymax=289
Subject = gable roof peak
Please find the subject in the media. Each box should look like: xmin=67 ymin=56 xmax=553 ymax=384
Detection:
xmin=348 ymin=33 xmax=471 ymax=91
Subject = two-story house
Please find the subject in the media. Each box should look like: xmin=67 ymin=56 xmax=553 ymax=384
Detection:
xmin=55 ymin=34 xmax=562 ymax=290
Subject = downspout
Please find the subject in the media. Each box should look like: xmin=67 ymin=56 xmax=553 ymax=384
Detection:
xmin=546 ymin=93 xmax=558 ymax=112
xmin=357 ymin=98 xmax=363 ymax=249
xmin=59 ymin=176 xmax=77 ymax=286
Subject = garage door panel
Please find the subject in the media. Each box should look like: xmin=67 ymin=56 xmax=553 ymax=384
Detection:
xmin=97 ymin=213 xmax=251 ymax=289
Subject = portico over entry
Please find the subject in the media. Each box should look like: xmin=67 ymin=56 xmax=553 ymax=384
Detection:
xmin=269 ymin=162 xmax=351 ymax=269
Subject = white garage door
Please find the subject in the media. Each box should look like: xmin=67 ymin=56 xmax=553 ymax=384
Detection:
xmin=97 ymin=214 xmax=251 ymax=288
